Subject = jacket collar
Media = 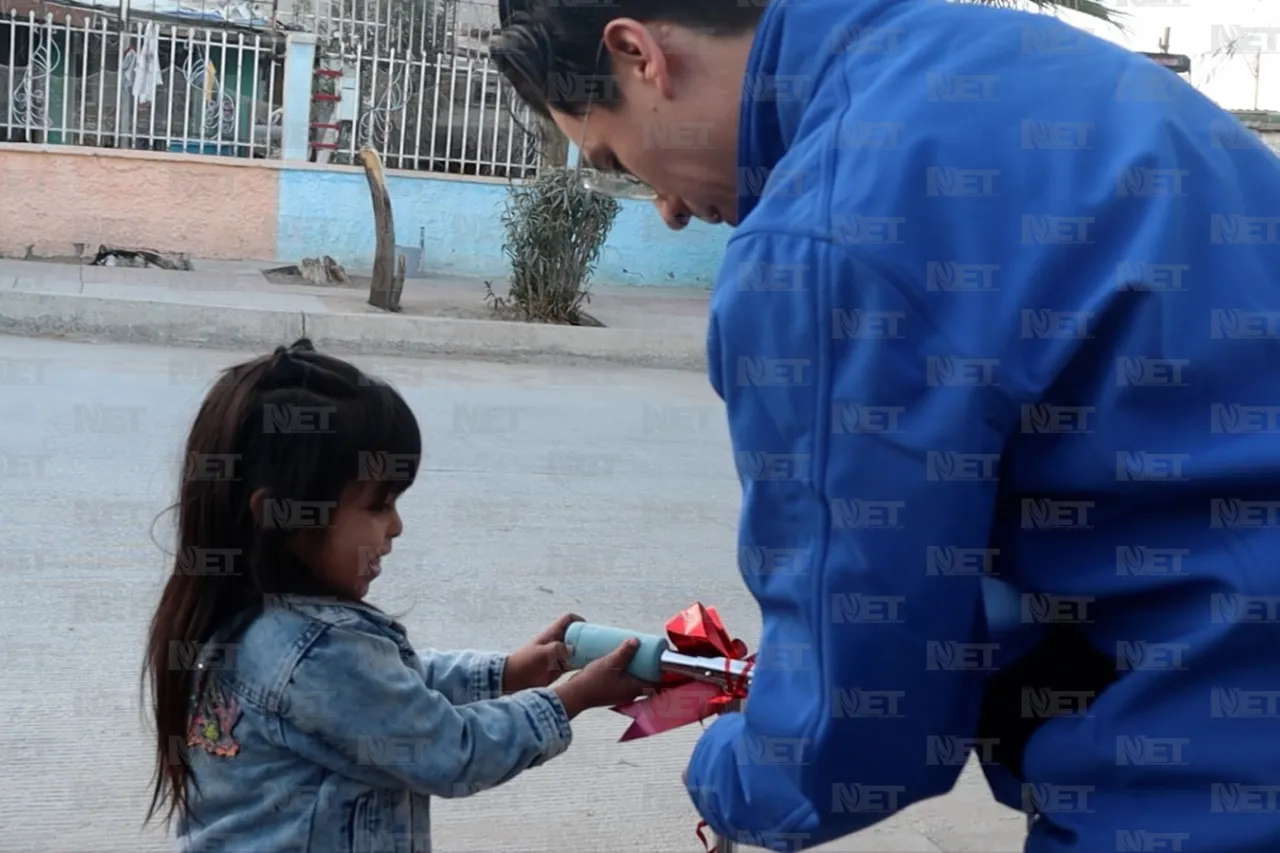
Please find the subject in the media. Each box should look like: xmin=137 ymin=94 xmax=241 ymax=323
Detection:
xmin=735 ymin=0 xmax=900 ymax=223
xmin=735 ymin=0 xmax=795 ymax=225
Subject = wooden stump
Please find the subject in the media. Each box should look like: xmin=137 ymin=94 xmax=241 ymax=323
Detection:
xmin=359 ymin=147 xmax=405 ymax=312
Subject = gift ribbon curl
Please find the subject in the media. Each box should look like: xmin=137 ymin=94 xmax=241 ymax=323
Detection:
xmin=611 ymin=602 xmax=753 ymax=741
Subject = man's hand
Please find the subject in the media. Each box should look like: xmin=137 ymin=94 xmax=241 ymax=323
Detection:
xmin=502 ymin=612 xmax=582 ymax=693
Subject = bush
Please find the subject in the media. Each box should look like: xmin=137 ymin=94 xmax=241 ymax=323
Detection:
xmin=488 ymin=167 xmax=621 ymax=325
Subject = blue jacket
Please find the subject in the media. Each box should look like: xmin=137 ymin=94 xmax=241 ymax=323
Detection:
xmin=178 ymin=597 xmax=571 ymax=852
xmin=683 ymin=1 xmax=1280 ymax=851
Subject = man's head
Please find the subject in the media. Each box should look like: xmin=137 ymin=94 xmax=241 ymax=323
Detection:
xmin=490 ymin=0 xmax=764 ymax=228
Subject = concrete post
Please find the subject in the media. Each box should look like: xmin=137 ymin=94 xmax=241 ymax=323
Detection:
xmin=281 ymin=32 xmax=318 ymax=162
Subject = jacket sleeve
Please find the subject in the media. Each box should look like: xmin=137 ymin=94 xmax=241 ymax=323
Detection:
xmin=412 ymin=649 xmax=507 ymax=704
xmin=686 ymin=231 xmax=1005 ymax=849
xmin=279 ymin=623 xmax=570 ymax=798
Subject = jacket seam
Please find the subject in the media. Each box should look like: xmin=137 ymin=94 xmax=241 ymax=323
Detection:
xmin=808 ymin=230 xmax=835 ymax=820
xmin=268 ymin=618 xmax=332 ymax=716
xmin=281 ymin=597 xmax=396 ymax=630
xmin=523 ymin=688 xmax=574 ymax=745
xmin=725 ymin=219 xmax=1032 ymax=414
xmin=225 ymin=677 xmax=271 ymax=713
xmin=483 ymin=654 xmax=506 ymax=701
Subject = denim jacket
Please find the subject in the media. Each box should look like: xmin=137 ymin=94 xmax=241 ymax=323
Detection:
xmin=178 ymin=595 xmax=573 ymax=852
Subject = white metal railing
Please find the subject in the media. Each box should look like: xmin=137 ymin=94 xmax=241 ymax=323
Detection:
xmin=1 ymin=11 xmax=283 ymax=158
xmin=284 ymin=0 xmax=497 ymax=55
xmin=326 ymin=48 xmax=539 ymax=178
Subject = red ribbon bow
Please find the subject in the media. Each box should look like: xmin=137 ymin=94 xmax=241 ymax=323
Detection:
xmin=611 ymin=602 xmax=753 ymax=742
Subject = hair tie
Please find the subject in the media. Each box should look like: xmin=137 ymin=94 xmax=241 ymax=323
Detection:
xmin=257 ymin=338 xmax=353 ymax=398
xmin=261 ymin=349 xmax=309 ymax=389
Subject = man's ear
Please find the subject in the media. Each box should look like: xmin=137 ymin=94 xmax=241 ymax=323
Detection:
xmin=601 ymin=18 xmax=674 ymax=100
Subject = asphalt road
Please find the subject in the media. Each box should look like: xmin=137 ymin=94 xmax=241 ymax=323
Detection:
xmin=0 ymin=337 xmax=1026 ymax=853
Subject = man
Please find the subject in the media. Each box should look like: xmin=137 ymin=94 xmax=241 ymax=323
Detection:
xmin=491 ymin=1 xmax=1280 ymax=851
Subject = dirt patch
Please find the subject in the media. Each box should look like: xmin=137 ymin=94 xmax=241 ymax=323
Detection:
xmin=396 ymin=288 xmax=529 ymax=323
xmin=293 ymin=271 xmax=607 ymax=327
xmin=391 ymin=289 xmax=604 ymax=326
xmin=262 ymin=266 xmax=361 ymax=288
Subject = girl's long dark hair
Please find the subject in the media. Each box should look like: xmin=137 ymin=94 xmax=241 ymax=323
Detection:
xmin=142 ymin=339 xmax=421 ymax=827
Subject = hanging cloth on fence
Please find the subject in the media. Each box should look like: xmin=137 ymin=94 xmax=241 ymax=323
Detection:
xmin=131 ymin=22 xmax=162 ymax=105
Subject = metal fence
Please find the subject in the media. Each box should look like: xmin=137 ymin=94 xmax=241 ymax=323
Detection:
xmin=0 ymin=5 xmax=539 ymax=177
xmin=0 ymin=11 xmax=283 ymax=158
xmin=291 ymin=0 xmax=540 ymax=178
xmin=317 ymin=46 xmax=539 ymax=178
xmin=283 ymin=0 xmax=498 ymax=55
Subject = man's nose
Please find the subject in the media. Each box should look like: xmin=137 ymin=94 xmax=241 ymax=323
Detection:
xmin=654 ymin=195 xmax=692 ymax=231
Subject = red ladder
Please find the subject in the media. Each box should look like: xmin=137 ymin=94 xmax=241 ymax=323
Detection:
xmin=310 ymin=66 xmax=344 ymax=161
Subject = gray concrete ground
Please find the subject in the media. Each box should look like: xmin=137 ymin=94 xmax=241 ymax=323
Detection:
xmin=0 ymin=337 xmax=1026 ymax=853
xmin=0 ymin=259 xmax=709 ymax=371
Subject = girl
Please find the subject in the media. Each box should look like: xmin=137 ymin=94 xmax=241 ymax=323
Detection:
xmin=143 ymin=338 xmax=646 ymax=852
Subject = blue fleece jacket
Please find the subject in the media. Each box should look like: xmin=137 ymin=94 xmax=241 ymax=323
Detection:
xmin=683 ymin=1 xmax=1280 ymax=851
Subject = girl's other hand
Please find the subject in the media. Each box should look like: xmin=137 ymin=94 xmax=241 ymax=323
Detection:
xmin=552 ymin=638 xmax=651 ymax=719
xmin=502 ymin=612 xmax=582 ymax=693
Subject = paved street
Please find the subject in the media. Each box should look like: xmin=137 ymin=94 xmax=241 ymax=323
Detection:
xmin=0 ymin=337 xmax=1025 ymax=853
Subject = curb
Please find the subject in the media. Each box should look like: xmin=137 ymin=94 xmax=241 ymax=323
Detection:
xmin=0 ymin=291 xmax=707 ymax=372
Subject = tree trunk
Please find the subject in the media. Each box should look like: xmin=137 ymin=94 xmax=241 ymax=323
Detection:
xmin=359 ymin=147 xmax=404 ymax=312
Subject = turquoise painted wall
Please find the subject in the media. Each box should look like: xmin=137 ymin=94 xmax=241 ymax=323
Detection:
xmin=276 ymin=167 xmax=729 ymax=287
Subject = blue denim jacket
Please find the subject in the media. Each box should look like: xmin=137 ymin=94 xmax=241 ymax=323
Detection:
xmin=178 ymin=595 xmax=573 ymax=852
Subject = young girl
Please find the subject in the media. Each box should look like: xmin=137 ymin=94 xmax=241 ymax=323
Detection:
xmin=143 ymin=338 xmax=647 ymax=851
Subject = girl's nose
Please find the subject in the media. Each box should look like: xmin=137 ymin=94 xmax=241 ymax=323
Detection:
xmin=388 ymin=508 xmax=404 ymax=539
xmin=654 ymin=194 xmax=692 ymax=231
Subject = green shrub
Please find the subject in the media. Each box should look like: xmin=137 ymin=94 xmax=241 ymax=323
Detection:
xmin=488 ymin=167 xmax=621 ymax=325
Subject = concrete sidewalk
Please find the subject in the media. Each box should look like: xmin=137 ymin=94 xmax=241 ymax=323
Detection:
xmin=0 ymin=258 xmax=711 ymax=370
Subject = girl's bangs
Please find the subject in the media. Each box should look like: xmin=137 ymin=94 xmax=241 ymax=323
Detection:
xmin=346 ymin=379 xmax=422 ymax=497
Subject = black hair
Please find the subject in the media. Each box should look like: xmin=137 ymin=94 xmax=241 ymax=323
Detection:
xmin=142 ymin=338 xmax=421 ymax=827
xmin=490 ymin=0 xmax=766 ymax=123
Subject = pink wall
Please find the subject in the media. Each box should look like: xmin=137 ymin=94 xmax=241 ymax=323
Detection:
xmin=0 ymin=145 xmax=279 ymax=261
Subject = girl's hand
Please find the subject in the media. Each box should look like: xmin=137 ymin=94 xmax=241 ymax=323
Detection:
xmin=552 ymin=638 xmax=651 ymax=718
xmin=502 ymin=612 xmax=582 ymax=692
